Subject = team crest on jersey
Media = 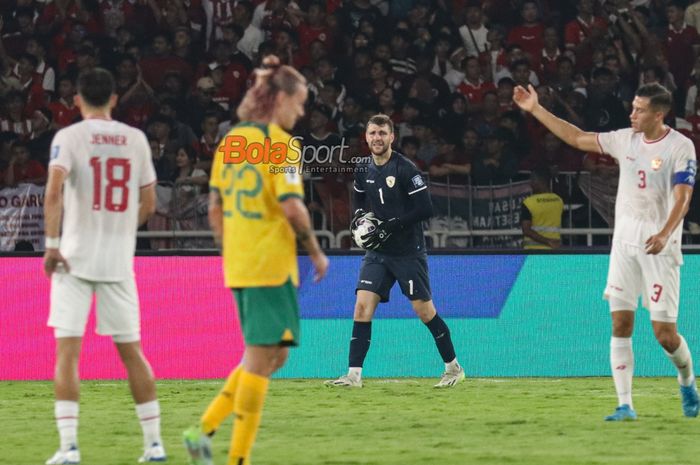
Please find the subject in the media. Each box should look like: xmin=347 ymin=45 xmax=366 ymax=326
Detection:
xmin=386 ymin=176 xmax=395 ymax=188
xmin=651 ymin=158 xmax=663 ymax=171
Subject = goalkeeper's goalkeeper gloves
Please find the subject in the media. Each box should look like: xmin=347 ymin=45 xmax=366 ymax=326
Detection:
xmin=351 ymin=208 xmax=366 ymax=228
xmin=361 ymin=217 xmax=402 ymax=250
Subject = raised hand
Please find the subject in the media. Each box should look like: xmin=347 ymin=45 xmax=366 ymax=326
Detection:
xmin=513 ymin=84 xmax=539 ymax=113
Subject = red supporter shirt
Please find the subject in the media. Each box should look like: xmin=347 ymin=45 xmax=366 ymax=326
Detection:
xmin=456 ymin=79 xmax=496 ymax=104
xmin=539 ymin=49 xmax=561 ymax=84
xmin=48 ymin=100 xmax=81 ymax=128
xmin=139 ymin=56 xmax=194 ymax=89
xmin=2 ymin=160 xmax=46 ymax=182
xmin=222 ymin=62 xmax=249 ymax=104
xmin=507 ymin=24 xmax=544 ymax=62
xmin=297 ymin=24 xmax=333 ymax=50
xmin=564 ymin=16 xmax=607 ymax=47
xmin=666 ymin=24 xmax=700 ymax=88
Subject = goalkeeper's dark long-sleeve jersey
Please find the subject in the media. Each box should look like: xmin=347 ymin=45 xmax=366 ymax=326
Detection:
xmin=353 ymin=151 xmax=433 ymax=256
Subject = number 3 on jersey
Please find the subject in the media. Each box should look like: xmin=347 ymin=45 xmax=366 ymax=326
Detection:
xmin=638 ymin=170 xmax=646 ymax=189
xmin=90 ymin=157 xmax=131 ymax=212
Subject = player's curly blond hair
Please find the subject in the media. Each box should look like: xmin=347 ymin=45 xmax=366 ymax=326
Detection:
xmin=237 ymin=55 xmax=307 ymax=122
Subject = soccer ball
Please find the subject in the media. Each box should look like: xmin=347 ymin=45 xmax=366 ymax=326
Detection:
xmin=352 ymin=213 xmax=381 ymax=249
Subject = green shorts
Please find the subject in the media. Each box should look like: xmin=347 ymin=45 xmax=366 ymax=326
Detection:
xmin=233 ymin=278 xmax=300 ymax=347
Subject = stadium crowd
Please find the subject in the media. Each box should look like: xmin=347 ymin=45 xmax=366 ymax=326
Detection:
xmin=3 ymin=0 xmax=700 ymax=243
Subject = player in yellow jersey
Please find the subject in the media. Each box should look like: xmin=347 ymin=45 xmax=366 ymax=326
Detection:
xmin=183 ymin=55 xmax=329 ymax=465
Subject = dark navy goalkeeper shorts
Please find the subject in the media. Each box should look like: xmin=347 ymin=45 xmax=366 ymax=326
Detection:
xmin=355 ymin=251 xmax=432 ymax=303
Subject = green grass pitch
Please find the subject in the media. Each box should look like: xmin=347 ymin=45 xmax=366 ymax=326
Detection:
xmin=2 ymin=377 xmax=699 ymax=465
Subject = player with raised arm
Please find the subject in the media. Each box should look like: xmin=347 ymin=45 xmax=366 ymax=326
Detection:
xmin=43 ymin=68 xmax=165 ymax=464
xmin=513 ymin=82 xmax=700 ymax=420
xmin=182 ymin=55 xmax=329 ymax=465
xmin=325 ymin=114 xmax=464 ymax=388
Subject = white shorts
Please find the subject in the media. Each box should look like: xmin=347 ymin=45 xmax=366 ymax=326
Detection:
xmin=603 ymin=242 xmax=680 ymax=322
xmin=48 ymin=271 xmax=141 ymax=338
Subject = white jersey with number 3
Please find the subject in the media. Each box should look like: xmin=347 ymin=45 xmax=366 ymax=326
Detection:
xmin=49 ymin=119 xmax=156 ymax=281
xmin=597 ymin=127 xmax=696 ymax=264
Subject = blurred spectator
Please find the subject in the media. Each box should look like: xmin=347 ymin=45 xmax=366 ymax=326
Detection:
xmin=139 ymin=32 xmax=193 ymax=89
xmin=470 ymin=127 xmax=518 ymax=185
xmin=157 ymin=98 xmax=199 ymax=150
xmin=338 ymin=0 xmax=382 ymax=34
xmin=0 ymin=90 xmax=33 ymax=139
xmin=408 ymin=52 xmax=450 ymax=109
xmin=495 ymin=77 xmax=517 ymax=112
xmin=459 ymin=1 xmax=488 ymax=59
xmin=28 ymin=109 xmax=56 ymax=167
xmin=604 ymin=52 xmax=634 ymax=112
xmin=443 ymin=45 xmax=467 ymax=92
xmin=506 ymin=0 xmax=543 ymax=65
xmin=290 ymin=1 xmax=333 ymax=63
xmin=0 ymin=60 xmax=22 ymax=98
xmin=367 ymin=58 xmax=401 ymax=105
xmin=519 ymin=131 xmax=583 ymax=173
xmin=484 ymin=25 xmax=507 ymax=84
xmin=19 ymin=35 xmax=56 ymax=94
xmin=234 ymin=0 xmax=265 ymax=60
xmin=146 ymin=114 xmax=180 ymax=177
xmin=428 ymin=134 xmax=471 ymax=184
xmin=539 ymin=26 xmax=562 ymax=85
xmin=564 ymin=0 xmax=608 ymax=73
xmin=471 ymin=89 xmax=500 ymax=137
xmin=115 ymin=54 xmax=156 ymax=128
xmin=684 ymin=56 xmax=700 ymax=117
xmin=48 ymin=75 xmax=81 ymax=129
xmin=0 ymin=131 xmax=19 ymax=172
xmin=413 ymin=117 xmax=438 ymax=165
xmin=585 ymin=67 xmax=628 ymax=132
xmin=549 ymin=56 xmax=576 ymax=95
xmin=337 ymin=94 xmax=365 ymax=136
xmin=400 ymin=135 xmax=426 ymax=171
xmin=1 ymin=141 xmax=46 ymax=187
xmin=197 ymin=111 xmax=221 ymax=170
xmin=13 ymin=53 xmax=47 ymax=113
xmin=377 ymin=87 xmax=400 ymax=122
xmin=388 ymin=28 xmax=416 ymax=82
xmin=510 ymin=58 xmax=537 ymax=88
xmin=173 ymin=25 xmax=197 ymax=65
xmin=148 ymin=136 xmax=171 ymax=181
xmin=440 ymin=92 xmax=468 ymax=140
xmin=457 ymin=55 xmax=495 ymax=111
xmin=0 ymin=8 xmax=37 ymax=59
xmin=395 ymin=97 xmax=421 ymax=141
xmin=687 ymin=0 xmax=700 ymax=32
xmin=520 ymin=166 xmax=563 ymax=249
xmin=665 ymin=1 xmax=700 ymax=113
xmin=170 ymin=144 xmax=208 ymax=196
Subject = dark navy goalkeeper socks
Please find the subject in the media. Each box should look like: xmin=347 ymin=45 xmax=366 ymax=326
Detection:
xmin=425 ymin=314 xmax=456 ymax=363
xmin=349 ymin=321 xmax=372 ymax=368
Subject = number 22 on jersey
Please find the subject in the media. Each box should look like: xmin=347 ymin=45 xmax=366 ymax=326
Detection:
xmin=90 ymin=156 xmax=131 ymax=212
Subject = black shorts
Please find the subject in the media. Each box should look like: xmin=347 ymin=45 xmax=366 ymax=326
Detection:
xmin=356 ymin=251 xmax=432 ymax=303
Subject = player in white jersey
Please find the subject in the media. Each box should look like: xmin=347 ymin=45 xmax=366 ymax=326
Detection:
xmin=43 ymin=68 xmax=166 ymax=464
xmin=514 ymin=82 xmax=700 ymax=421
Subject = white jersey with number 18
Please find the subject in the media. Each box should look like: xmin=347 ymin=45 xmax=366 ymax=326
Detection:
xmin=48 ymin=118 xmax=156 ymax=282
